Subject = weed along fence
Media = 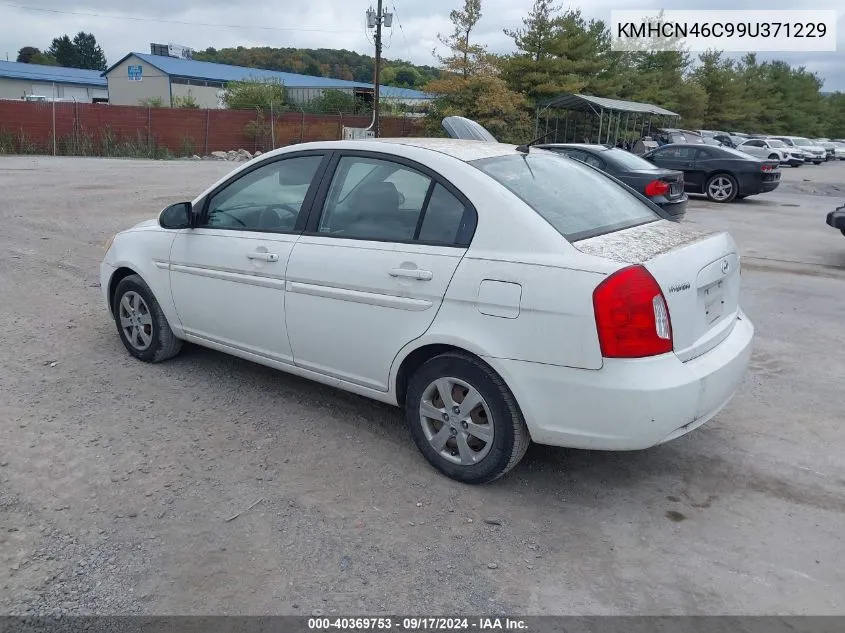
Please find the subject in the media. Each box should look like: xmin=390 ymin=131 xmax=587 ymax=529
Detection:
xmin=0 ymin=101 xmax=424 ymax=158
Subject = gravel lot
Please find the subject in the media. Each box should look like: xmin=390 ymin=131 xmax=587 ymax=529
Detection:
xmin=1 ymin=155 xmax=844 ymax=616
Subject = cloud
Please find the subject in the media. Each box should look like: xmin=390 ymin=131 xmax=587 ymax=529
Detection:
xmin=1 ymin=0 xmax=842 ymax=89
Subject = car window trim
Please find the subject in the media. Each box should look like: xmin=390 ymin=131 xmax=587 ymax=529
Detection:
xmin=301 ymin=149 xmax=478 ymax=248
xmin=196 ymin=150 xmax=332 ymax=235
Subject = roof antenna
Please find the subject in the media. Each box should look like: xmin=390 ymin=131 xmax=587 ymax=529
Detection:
xmin=516 ymin=133 xmax=549 ymax=154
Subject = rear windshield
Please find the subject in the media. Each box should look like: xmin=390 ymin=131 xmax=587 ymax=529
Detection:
xmin=471 ymin=152 xmax=660 ymax=242
xmin=603 ymin=148 xmax=663 ymax=170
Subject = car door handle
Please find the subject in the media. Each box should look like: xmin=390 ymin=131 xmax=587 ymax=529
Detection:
xmin=389 ymin=268 xmax=433 ymax=281
xmin=247 ymin=252 xmax=279 ymax=262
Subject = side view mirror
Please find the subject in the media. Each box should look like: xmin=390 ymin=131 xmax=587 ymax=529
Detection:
xmin=159 ymin=202 xmax=193 ymax=229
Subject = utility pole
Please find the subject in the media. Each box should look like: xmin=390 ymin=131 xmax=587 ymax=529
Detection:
xmin=367 ymin=2 xmax=391 ymax=138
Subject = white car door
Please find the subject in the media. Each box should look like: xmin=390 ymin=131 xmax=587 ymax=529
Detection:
xmin=284 ymin=152 xmax=477 ymax=391
xmin=168 ymin=152 xmax=327 ymax=364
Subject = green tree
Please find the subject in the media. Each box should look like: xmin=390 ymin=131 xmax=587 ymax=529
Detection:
xmin=47 ymin=35 xmax=78 ymax=68
xmin=436 ymin=0 xmax=486 ymax=77
xmin=501 ymin=7 xmax=622 ymax=104
xmin=306 ymin=89 xmax=367 ymax=114
xmin=425 ymin=0 xmax=530 ymax=143
xmin=693 ymin=50 xmax=744 ymax=129
xmin=222 ymin=78 xmax=285 ymax=110
xmin=16 ymin=46 xmax=41 ymax=63
xmin=72 ymin=32 xmax=107 ymax=71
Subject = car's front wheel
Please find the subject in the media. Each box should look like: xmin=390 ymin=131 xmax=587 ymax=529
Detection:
xmin=705 ymin=173 xmax=738 ymax=203
xmin=405 ymin=352 xmax=530 ymax=484
xmin=112 ymin=274 xmax=182 ymax=363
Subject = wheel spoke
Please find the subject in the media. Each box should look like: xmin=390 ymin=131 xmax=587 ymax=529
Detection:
xmin=132 ymin=326 xmax=142 ymax=347
xmin=138 ymin=327 xmax=152 ymax=347
xmin=119 ymin=315 xmax=133 ymax=328
xmin=458 ymin=387 xmax=484 ymax=418
xmin=435 ymin=378 xmax=456 ymax=409
xmin=420 ymin=401 xmax=444 ymax=421
xmin=466 ymin=421 xmax=493 ymax=443
xmin=456 ymin=432 xmax=476 ymax=465
xmin=131 ymin=293 xmax=141 ymax=312
xmin=138 ymin=312 xmax=153 ymax=326
xmin=429 ymin=425 xmax=452 ymax=452
xmin=120 ymin=295 xmax=133 ymax=315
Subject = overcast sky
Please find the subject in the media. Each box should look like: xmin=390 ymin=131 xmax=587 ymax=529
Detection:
xmin=1 ymin=0 xmax=843 ymax=90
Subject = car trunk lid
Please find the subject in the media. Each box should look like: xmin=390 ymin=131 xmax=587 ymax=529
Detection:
xmin=574 ymin=220 xmax=741 ymax=362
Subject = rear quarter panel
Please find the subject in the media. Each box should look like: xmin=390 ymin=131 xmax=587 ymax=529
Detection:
xmin=422 ymin=256 xmax=607 ymax=371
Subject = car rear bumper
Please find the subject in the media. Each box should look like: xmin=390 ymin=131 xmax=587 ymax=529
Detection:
xmin=654 ymin=196 xmax=687 ymax=218
xmin=488 ymin=312 xmax=754 ymax=450
xmin=826 ymin=208 xmax=845 ymax=231
xmin=758 ymin=179 xmax=781 ymax=193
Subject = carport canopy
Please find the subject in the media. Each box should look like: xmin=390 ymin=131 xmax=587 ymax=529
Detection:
xmin=541 ymin=93 xmax=679 ymax=117
xmin=535 ymin=93 xmax=680 ymax=145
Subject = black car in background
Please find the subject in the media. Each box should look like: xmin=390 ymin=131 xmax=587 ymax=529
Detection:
xmin=642 ymin=144 xmax=781 ymax=203
xmin=827 ymin=203 xmax=845 ymax=237
xmin=538 ymin=143 xmax=688 ymax=218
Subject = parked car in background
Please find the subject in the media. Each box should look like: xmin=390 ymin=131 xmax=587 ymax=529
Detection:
xmin=728 ymin=135 xmax=748 ymax=148
xmin=737 ymin=138 xmax=804 ymax=167
xmin=699 ymin=130 xmax=735 ymax=147
xmin=655 ymin=129 xmax=706 ymax=145
xmin=537 ymin=143 xmax=688 ymax=218
xmin=643 ymin=143 xmax=781 ymax=202
xmin=768 ymin=136 xmax=825 ymax=164
xmin=831 ymin=141 xmax=845 ymax=160
xmin=827 ymin=203 xmax=845 ymax=237
xmin=815 ymin=140 xmax=836 ymax=161
xmin=100 ymin=119 xmax=755 ymax=483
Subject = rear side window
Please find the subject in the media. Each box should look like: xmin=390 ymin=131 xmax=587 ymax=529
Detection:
xmin=472 ymin=153 xmax=659 ymax=242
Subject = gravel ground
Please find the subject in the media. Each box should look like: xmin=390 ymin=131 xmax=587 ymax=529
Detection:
xmin=0 ymin=155 xmax=843 ymax=616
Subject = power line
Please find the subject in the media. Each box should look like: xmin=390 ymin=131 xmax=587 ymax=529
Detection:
xmin=0 ymin=2 xmax=362 ymax=34
xmin=391 ymin=1 xmax=412 ymax=57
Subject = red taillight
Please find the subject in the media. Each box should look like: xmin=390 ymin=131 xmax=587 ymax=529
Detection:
xmin=644 ymin=179 xmax=670 ymax=197
xmin=593 ymin=265 xmax=673 ymax=358
xmin=761 ymin=163 xmax=775 ymax=172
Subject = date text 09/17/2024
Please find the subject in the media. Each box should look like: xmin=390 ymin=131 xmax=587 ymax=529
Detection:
xmin=307 ymin=617 xmax=529 ymax=631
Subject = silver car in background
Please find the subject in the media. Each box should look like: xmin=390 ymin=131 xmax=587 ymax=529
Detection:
xmin=768 ymin=136 xmax=825 ymax=164
xmin=737 ymin=138 xmax=805 ymax=167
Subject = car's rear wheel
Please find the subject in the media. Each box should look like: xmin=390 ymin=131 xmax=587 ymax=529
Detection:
xmin=405 ymin=352 xmax=530 ymax=484
xmin=705 ymin=174 xmax=738 ymax=203
xmin=768 ymin=154 xmax=779 ymax=160
xmin=112 ymin=274 xmax=182 ymax=363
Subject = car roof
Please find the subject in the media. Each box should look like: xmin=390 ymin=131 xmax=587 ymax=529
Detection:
xmin=537 ymin=143 xmax=610 ymax=152
xmin=262 ymin=138 xmax=523 ymax=163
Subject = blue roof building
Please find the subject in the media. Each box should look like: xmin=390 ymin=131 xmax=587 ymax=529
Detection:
xmin=0 ymin=60 xmax=108 ymax=102
xmin=103 ymin=52 xmax=429 ymax=109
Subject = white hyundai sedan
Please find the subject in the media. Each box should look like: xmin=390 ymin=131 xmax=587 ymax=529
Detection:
xmin=101 ymin=134 xmax=754 ymax=483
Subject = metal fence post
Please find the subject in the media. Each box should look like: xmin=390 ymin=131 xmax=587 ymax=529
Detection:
xmin=51 ymin=97 xmax=56 ymax=156
xmin=147 ymin=107 xmax=152 ymax=152
xmin=205 ymin=109 xmax=210 ymax=156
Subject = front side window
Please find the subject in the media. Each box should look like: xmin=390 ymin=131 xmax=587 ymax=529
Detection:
xmin=204 ymin=155 xmax=323 ymax=231
xmin=472 ymin=152 xmax=659 ymax=242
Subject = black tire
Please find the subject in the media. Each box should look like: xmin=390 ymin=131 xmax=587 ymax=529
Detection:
xmin=768 ymin=154 xmax=779 ymax=160
xmin=405 ymin=352 xmax=530 ymax=484
xmin=793 ymin=162 xmax=802 ymax=167
xmin=705 ymin=173 xmax=738 ymax=203
xmin=112 ymin=274 xmax=182 ymax=363
xmin=813 ymin=161 xmax=822 ymax=165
